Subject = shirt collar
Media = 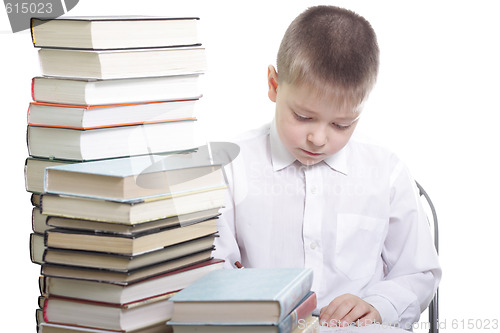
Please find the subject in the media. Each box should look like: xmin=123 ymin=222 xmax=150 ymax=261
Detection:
xmin=269 ymin=118 xmax=349 ymax=175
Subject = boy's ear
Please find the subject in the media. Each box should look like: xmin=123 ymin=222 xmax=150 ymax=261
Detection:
xmin=267 ymin=65 xmax=278 ymax=102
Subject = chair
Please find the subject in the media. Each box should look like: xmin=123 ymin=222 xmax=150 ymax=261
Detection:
xmin=416 ymin=181 xmax=439 ymax=333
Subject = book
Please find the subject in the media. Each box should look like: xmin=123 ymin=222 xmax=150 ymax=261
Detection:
xmin=31 ymin=74 xmax=201 ymax=106
xmin=42 ymin=293 xmax=173 ymax=331
xmin=169 ymin=291 xmax=317 ymax=333
xmin=31 ymin=16 xmax=200 ymax=50
xmin=41 ymin=250 xmax=213 ymax=284
xmin=43 ymin=153 xmax=224 ymax=201
xmin=41 ymin=259 xmax=224 ymax=303
xmin=27 ymin=98 xmax=199 ymax=130
xmin=27 ymin=120 xmax=197 ymax=161
xmin=30 ymin=233 xmax=45 ymax=264
xmin=32 ymin=193 xmax=42 ymax=207
xmin=25 ymin=157 xmax=75 ymax=194
xmin=44 ymin=218 xmax=218 ymax=255
xmin=36 ymin=235 xmax=215 ymax=271
xmin=32 ymin=207 xmax=54 ymax=233
xmin=45 ymin=208 xmax=221 ymax=234
xmin=40 ymin=186 xmax=226 ymax=224
xmin=38 ymin=47 xmax=206 ymax=79
xmin=169 ymin=268 xmax=314 ymax=324
xmin=39 ymin=322 xmax=173 ymax=333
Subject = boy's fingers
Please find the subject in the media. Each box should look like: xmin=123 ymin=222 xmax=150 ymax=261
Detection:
xmin=340 ymin=303 xmax=371 ymax=326
xmin=320 ymin=296 xmax=355 ymax=326
xmin=331 ymin=301 xmax=357 ymax=326
xmin=320 ymin=294 xmax=380 ymax=327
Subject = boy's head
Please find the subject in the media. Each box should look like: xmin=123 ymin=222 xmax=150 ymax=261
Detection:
xmin=268 ymin=5 xmax=379 ymax=165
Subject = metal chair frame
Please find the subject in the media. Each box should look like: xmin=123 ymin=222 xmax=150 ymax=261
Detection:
xmin=416 ymin=181 xmax=439 ymax=333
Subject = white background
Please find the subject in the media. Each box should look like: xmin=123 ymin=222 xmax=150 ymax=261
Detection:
xmin=1 ymin=0 xmax=499 ymax=332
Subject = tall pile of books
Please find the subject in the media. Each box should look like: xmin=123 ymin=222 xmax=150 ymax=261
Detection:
xmin=25 ymin=16 xmax=226 ymax=333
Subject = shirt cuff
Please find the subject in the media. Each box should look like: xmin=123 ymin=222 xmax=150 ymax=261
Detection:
xmin=363 ymin=295 xmax=399 ymax=326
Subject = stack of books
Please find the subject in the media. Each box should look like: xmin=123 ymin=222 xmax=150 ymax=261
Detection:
xmin=25 ymin=16 xmax=226 ymax=333
xmin=167 ymin=268 xmax=320 ymax=332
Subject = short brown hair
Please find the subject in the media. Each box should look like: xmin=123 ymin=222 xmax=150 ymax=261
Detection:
xmin=277 ymin=5 xmax=379 ymax=107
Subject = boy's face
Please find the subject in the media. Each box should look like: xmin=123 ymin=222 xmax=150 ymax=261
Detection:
xmin=268 ymin=67 xmax=361 ymax=166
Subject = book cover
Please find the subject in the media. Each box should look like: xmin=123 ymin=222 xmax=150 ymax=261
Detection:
xmin=44 ymin=218 xmax=218 ymax=255
xmin=39 ymin=186 xmax=226 ymax=224
xmin=45 ymin=208 xmax=220 ymax=234
xmin=43 ymin=293 xmax=174 ymax=331
xmin=43 ymin=153 xmax=224 ymax=201
xmin=27 ymin=98 xmax=199 ymax=130
xmin=31 ymin=74 xmax=201 ymax=106
xmin=41 ymin=236 xmax=215 ymax=271
xmin=27 ymin=120 xmax=198 ymax=161
xmin=43 ymin=259 xmax=225 ymax=303
xmin=169 ymin=268 xmax=314 ymax=324
xmin=31 ymin=16 xmax=201 ymax=50
xmin=41 ymin=250 xmax=213 ymax=284
xmin=168 ymin=291 xmax=317 ymax=332
xmin=38 ymin=322 xmax=173 ymax=333
xmin=38 ymin=47 xmax=207 ymax=79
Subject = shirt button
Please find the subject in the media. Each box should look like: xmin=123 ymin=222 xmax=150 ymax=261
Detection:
xmin=310 ymin=186 xmax=318 ymax=194
xmin=310 ymin=242 xmax=318 ymax=250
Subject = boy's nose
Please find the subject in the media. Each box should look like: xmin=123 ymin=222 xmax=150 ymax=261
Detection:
xmin=307 ymin=128 xmax=328 ymax=147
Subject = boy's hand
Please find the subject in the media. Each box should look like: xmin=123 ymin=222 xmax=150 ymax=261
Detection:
xmin=319 ymin=294 xmax=382 ymax=327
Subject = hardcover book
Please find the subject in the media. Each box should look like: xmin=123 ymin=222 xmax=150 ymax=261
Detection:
xmin=38 ymin=47 xmax=206 ymax=79
xmin=36 ymin=236 xmax=215 ymax=271
xmin=38 ymin=322 xmax=173 ymax=333
xmin=41 ymin=250 xmax=213 ymax=284
xmin=169 ymin=291 xmax=318 ymax=333
xmin=31 ymin=74 xmax=201 ymax=106
xmin=28 ymin=98 xmax=199 ymax=130
xmin=31 ymin=16 xmax=201 ymax=50
xmin=27 ymin=120 xmax=197 ymax=161
xmin=43 ymin=293 xmax=173 ymax=331
xmin=169 ymin=268 xmax=314 ymax=324
xmin=44 ymin=208 xmax=221 ymax=234
xmin=43 ymin=153 xmax=224 ymax=201
xmin=40 ymin=186 xmax=226 ymax=224
xmin=41 ymin=259 xmax=225 ymax=303
xmin=44 ymin=218 xmax=218 ymax=256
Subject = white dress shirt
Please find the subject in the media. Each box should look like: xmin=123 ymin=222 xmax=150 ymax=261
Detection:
xmin=213 ymin=119 xmax=441 ymax=329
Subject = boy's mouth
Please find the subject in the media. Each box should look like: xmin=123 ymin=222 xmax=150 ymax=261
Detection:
xmin=301 ymin=149 xmax=323 ymax=157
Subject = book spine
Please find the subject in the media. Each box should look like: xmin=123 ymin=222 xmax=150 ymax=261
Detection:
xmin=277 ymin=292 xmax=317 ymax=332
xmin=31 ymin=77 xmax=36 ymax=100
xmin=276 ymin=268 xmax=314 ymax=321
xmin=42 ymin=297 xmax=49 ymax=323
xmin=30 ymin=18 xmax=36 ymax=45
xmin=39 ymin=275 xmax=46 ymax=294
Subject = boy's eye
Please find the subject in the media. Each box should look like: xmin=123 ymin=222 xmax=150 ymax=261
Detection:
xmin=333 ymin=123 xmax=351 ymax=130
xmin=293 ymin=112 xmax=311 ymax=121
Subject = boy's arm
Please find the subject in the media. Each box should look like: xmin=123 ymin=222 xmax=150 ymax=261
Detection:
xmin=212 ymin=159 xmax=242 ymax=269
xmin=362 ymin=162 xmax=441 ymax=328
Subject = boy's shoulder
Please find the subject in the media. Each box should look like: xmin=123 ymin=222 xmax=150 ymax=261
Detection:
xmin=226 ymin=122 xmax=271 ymax=155
xmin=347 ymin=130 xmax=405 ymax=168
xmin=231 ymin=122 xmax=271 ymax=144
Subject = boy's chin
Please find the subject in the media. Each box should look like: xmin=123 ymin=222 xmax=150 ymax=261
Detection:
xmin=296 ymin=156 xmax=325 ymax=166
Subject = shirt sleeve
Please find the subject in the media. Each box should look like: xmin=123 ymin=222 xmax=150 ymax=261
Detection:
xmin=212 ymin=156 xmax=243 ymax=269
xmin=362 ymin=160 xmax=442 ymax=329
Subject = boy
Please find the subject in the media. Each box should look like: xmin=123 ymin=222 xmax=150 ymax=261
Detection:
xmin=213 ymin=5 xmax=441 ymax=329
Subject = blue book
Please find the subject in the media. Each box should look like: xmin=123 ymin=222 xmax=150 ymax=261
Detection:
xmin=168 ymin=268 xmax=314 ymax=325
xmin=168 ymin=291 xmax=317 ymax=332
